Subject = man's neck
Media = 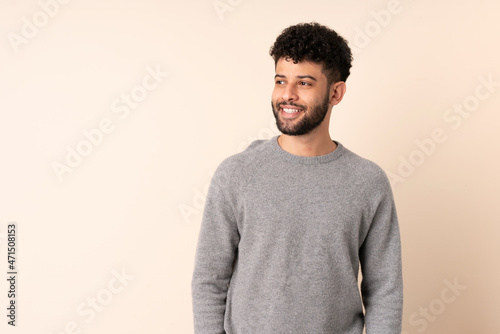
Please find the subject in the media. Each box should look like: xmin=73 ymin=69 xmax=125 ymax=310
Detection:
xmin=277 ymin=131 xmax=337 ymax=157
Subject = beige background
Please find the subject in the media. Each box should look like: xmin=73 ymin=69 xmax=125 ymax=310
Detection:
xmin=1 ymin=0 xmax=499 ymax=333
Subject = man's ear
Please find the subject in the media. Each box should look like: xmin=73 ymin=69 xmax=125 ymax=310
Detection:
xmin=329 ymin=81 xmax=347 ymax=106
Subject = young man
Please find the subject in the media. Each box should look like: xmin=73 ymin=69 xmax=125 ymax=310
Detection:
xmin=192 ymin=22 xmax=403 ymax=333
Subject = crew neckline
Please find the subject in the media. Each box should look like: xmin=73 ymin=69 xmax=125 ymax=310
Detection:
xmin=269 ymin=135 xmax=344 ymax=165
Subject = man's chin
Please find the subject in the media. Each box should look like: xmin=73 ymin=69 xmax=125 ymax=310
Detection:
xmin=277 ymin=123 xmax=307 ymax=136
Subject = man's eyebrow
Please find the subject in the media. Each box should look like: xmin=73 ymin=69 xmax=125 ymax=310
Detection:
xmin=297 ymin=75 xmax=317 ymax=81
xmin=274 ymin=74 xmax=318 ymax=81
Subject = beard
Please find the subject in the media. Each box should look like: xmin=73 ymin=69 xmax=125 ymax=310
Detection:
xmin=272 ymin=93 xmax=330 ymax=136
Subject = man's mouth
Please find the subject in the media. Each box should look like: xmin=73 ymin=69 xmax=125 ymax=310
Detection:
xmin=282 ymin=107 xmax=302 ymax=113
xmin=279 ymin=105 xmax=304 ymax=117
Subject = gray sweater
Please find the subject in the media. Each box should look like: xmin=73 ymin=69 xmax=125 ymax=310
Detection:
xmin=192 ymin=136 xmax=403 ymax=334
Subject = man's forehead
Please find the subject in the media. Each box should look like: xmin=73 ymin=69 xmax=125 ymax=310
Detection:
xmin=275 ymin=57 xmax=326 ymax=78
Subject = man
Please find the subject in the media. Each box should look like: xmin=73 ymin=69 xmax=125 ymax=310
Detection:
xmin=192 ymin=22 xmax=403 ymax=333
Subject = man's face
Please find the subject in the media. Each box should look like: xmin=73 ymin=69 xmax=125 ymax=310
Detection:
xmin=272 ymin=57 xmax=331 ymax=136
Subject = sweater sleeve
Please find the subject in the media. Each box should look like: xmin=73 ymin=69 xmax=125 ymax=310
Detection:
xmin=191 ymin=165 xmax=240 ymax=334
xmin=359 ymin=176 xmax=403 ymax=334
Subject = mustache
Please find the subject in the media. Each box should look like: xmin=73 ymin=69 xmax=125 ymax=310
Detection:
xmin=276 ymin=101 xmax=307 ymax=110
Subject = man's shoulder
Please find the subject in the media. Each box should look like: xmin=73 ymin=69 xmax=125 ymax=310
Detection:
xmin=340 ymin=145 xmax=391 ymax=189
xmin=219 ymin=138 xmax=271 ymax=170
xmin=211 ymin=138 xmax=273 ymax=188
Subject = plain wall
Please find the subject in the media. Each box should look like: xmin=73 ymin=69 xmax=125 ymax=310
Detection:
xmin=1 ymin=0 xmax=499 ymax=333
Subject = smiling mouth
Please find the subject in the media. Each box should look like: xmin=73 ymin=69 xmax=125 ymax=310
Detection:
xmin=282 ymin=107 xmax=303 ymax=114
xmin=279 ymin=105 xmax=304 ymax=118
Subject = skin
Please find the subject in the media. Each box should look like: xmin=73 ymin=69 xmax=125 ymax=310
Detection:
xmin=272 ymin=57 xmax=347 ymax=157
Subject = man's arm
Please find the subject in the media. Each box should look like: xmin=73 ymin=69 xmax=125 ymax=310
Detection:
xmin=192 ymin=168 xmax=239 ymax=334
xmin=359 ymin=178 xmax=403 ymax=334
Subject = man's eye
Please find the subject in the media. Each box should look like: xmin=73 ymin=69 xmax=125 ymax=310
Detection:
xmin=275 ymin=80 xmax=284 ymax=85
xmin=299 ymin=81 xmax=310 ymax=86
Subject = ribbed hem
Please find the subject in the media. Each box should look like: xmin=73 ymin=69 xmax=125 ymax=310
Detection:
xmin=268 ymin=135 xmax=344 ymax=165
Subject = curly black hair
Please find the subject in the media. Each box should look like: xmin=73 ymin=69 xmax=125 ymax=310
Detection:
xmin=269 ymin=22 xmax=353 ymax=84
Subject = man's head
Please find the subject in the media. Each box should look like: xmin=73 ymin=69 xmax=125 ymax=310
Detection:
xmin=270 ymin=22 xmax=352 ymax=86
xmin=270 ymin=22 xmax=352 ymax=136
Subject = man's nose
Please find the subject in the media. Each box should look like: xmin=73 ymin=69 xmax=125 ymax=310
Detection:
xmin=282 ymin=84 xmax=298 ymax=101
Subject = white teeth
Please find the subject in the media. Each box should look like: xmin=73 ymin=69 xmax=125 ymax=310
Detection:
xmin=283 ymin=108 xmax=301 ymax=113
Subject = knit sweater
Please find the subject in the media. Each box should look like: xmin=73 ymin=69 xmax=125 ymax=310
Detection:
xmin=192 ymin=136 xmax=403 ymax=334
